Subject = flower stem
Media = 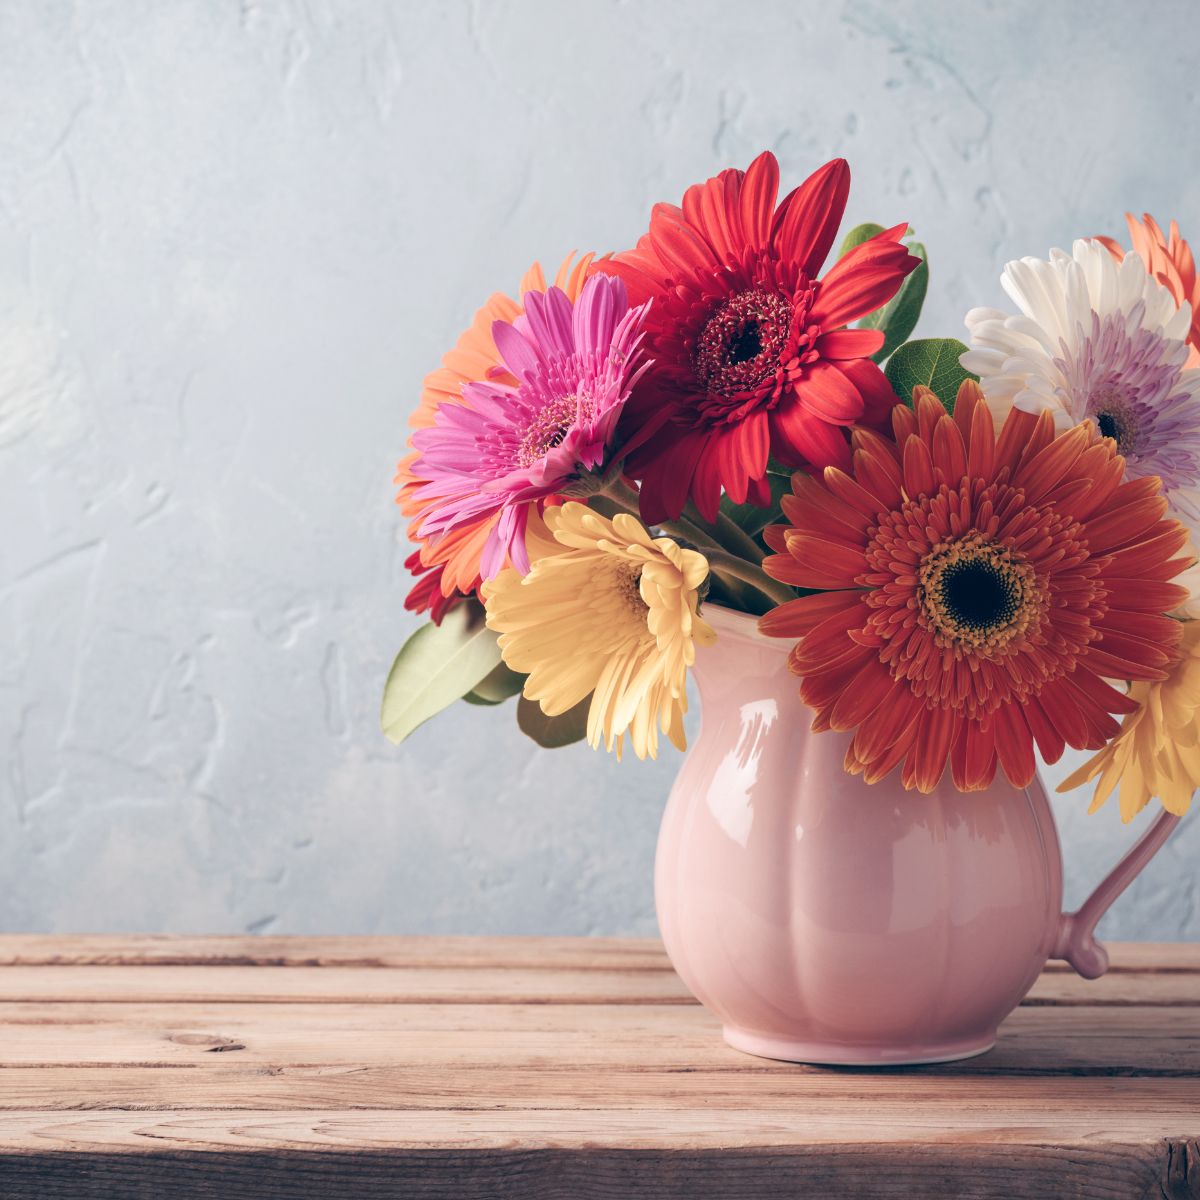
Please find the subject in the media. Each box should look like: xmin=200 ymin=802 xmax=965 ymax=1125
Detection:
xmin=597 ymin=475 xmax=790 ymax=608
xmin=704 ymin=549 xmax=796 ymax=607
xmin=682 ymin=500 xmax=767 ymax=563
xmin=666 ymin=511 xmax=726 ymax=553
xmin=599 ymin=474 xmax=648 ymax=518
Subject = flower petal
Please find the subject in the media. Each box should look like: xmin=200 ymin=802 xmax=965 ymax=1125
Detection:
xmin=770 ymin=157 xmax=850 ymax=276
xmin=815 ymin=328 xmax=886 ymax=360
xmin=810 ymin=223 xmax=921 ymax=329
xmin=800 ymin=362 xmax=866 ymax=423
xmin=770 ymin=396 xmax=852 ymax=470
xmin=739 ymin=150 xmax=780 ymax=251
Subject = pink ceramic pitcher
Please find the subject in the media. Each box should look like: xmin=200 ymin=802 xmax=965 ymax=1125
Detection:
xmin=655 ymin=605 xmax=1182 ymax=1065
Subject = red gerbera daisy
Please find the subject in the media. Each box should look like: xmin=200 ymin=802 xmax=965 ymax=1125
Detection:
xmin=759 ymin=382 xmax=1192 ymax=793
xmin=402 ymin=553 xmax=461 ymax=625
xmin=597 ymin=152 xmax=921 ymax=522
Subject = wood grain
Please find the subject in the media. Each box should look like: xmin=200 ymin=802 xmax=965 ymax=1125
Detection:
xmin=0 ymin=934 xmax=1192 ymax=973
xmin=1 ymin=1140 xmax=1193 ymax=1200
xmin=0 ymin=937 xmax=1195 ymax=1199
xmin=0 ymin=1113 xmax=1195 ymax=1199
xmin=0 ymin=935 xmax=674 ymax=971
xmin=0 ymin=1002 xmax=1197 ymax=1075
xmin=5 ymin=1062 xmax=1200 ymax=1114
xmin=0 ymin=962 xmax=1195 ymax=1005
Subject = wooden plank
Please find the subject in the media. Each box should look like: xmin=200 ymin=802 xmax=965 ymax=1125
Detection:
xmin=0 ymin=936 xmax=673 ymax=971
xmin=0 ymin=1099 xmax=1190 ymax=1147
xmin=0 ymin=1002 xmax=1196 ymax=1077
xmin=0 ymin=1112 xmax=1194 ymax=1200
xmin=0 ymin=965 xmax=694 ymax=1005
xmin=0 ymin=937 xmax=1196 ymax=1198
xmin=1043 ymin=941 xmax=1200 ymax=974
xmin=0 ymin=963 xmax=1195 ymax=1005
xmin=1025 ymin=969 xmax=1200 ymax=1004
xmin=0 ymin=935 xmax=1194 ymax=973
xmin=2 ymin=1061 xmax=1198 ymax=1113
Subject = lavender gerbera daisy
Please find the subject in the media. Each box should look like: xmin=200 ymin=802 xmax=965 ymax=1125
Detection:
xmin=964 ymin=238 xmax=1200 ymax=613
xmin=410 ymin=274 xmax=649 ymax=579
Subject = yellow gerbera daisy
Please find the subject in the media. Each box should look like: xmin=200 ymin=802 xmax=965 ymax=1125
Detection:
xmin=1059 ymin=621 xmax=1200 ymax=821
xmin=483 ymin=502 xmax=715 ymax=760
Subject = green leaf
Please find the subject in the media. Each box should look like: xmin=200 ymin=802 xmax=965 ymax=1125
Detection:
xmin=381 ymin=601 xmax=503 ymax=744
xmin=463 ymin=660 xmax=526 ymax=706
xmin=838 ymin=222 xmax=885 ymax=259
xmin=862 ymin=241 xmax=928 ymax=363
xmin=884 ymin=338 xmax=978 ymax=413
xmin=516 ymin=694 xmax=591 ymax=749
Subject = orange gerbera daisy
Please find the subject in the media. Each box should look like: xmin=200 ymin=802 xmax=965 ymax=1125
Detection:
xmin=1098 ymin=214 xmax=1200 ymax=367
xmin=759 ymin=382 xmax=1192 ymax=792
xmin=397 ymin=254 xmax=596 ymax=619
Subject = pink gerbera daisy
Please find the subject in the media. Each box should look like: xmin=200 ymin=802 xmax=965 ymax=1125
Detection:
xmin=409 ymin=274 xmax=649 ymax=578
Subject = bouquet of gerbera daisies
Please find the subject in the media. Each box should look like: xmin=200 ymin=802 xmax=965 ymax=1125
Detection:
xmin=384 ymin=153 xmax=1200 ymax=822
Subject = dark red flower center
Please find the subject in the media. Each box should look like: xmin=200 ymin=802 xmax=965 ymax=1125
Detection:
xmin=693 ymin=289 xmax=794 ymax=401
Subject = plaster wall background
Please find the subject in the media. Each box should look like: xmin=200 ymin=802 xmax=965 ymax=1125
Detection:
xmin=2 ymin=0 xmax=1198 ymax=936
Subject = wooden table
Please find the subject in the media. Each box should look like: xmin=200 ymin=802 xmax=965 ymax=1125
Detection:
xmin=0 ymin=937 xmax=1196 ymax=1198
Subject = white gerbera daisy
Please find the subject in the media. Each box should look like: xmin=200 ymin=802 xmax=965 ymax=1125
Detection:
xmin=963 ymin=238 xmax=1200 ymax=615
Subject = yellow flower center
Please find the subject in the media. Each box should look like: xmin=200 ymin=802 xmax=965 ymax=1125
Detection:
xmin=615 ymin=565 xmax=649 ymax=617
xmin=517 ymin=394 xmax=590 ymax=467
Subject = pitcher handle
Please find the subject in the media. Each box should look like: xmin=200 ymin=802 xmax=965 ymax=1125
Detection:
xmin=1052 ymin=810 xmax=1181 ymax=979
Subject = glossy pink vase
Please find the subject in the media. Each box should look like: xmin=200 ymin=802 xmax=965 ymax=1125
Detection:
xmin=655 ymin=606 xmax=1181 ymax=1065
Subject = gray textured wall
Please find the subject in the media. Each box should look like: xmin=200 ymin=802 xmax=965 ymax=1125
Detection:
xmin=3 ymin=0 xmax=1198 ymax=937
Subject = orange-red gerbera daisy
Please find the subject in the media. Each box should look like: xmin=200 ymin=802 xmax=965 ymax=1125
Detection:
xmin=759 ymin=382 xmax=1192 ymax=792
xmin=397 ymin=254 xmax=596 ymax=620
xmin=1098 ymin=214 xmax=1200 ymax=367
xmin=596 ymin=152 xmax=921 ymax=522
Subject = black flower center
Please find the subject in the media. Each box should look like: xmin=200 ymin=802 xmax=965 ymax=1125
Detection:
xmin=727 ymin=322 xmax=763 ymax=365
xmin=1088 ymin=386 xmax=1139 ymax=456
xmin=1094 ymin=405 xmax=1138 ymax=455
xmin=938 ymin=558 xmax=1020 ymax=632
xmin=917 ymin=533 xmax=1040 ymax=653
